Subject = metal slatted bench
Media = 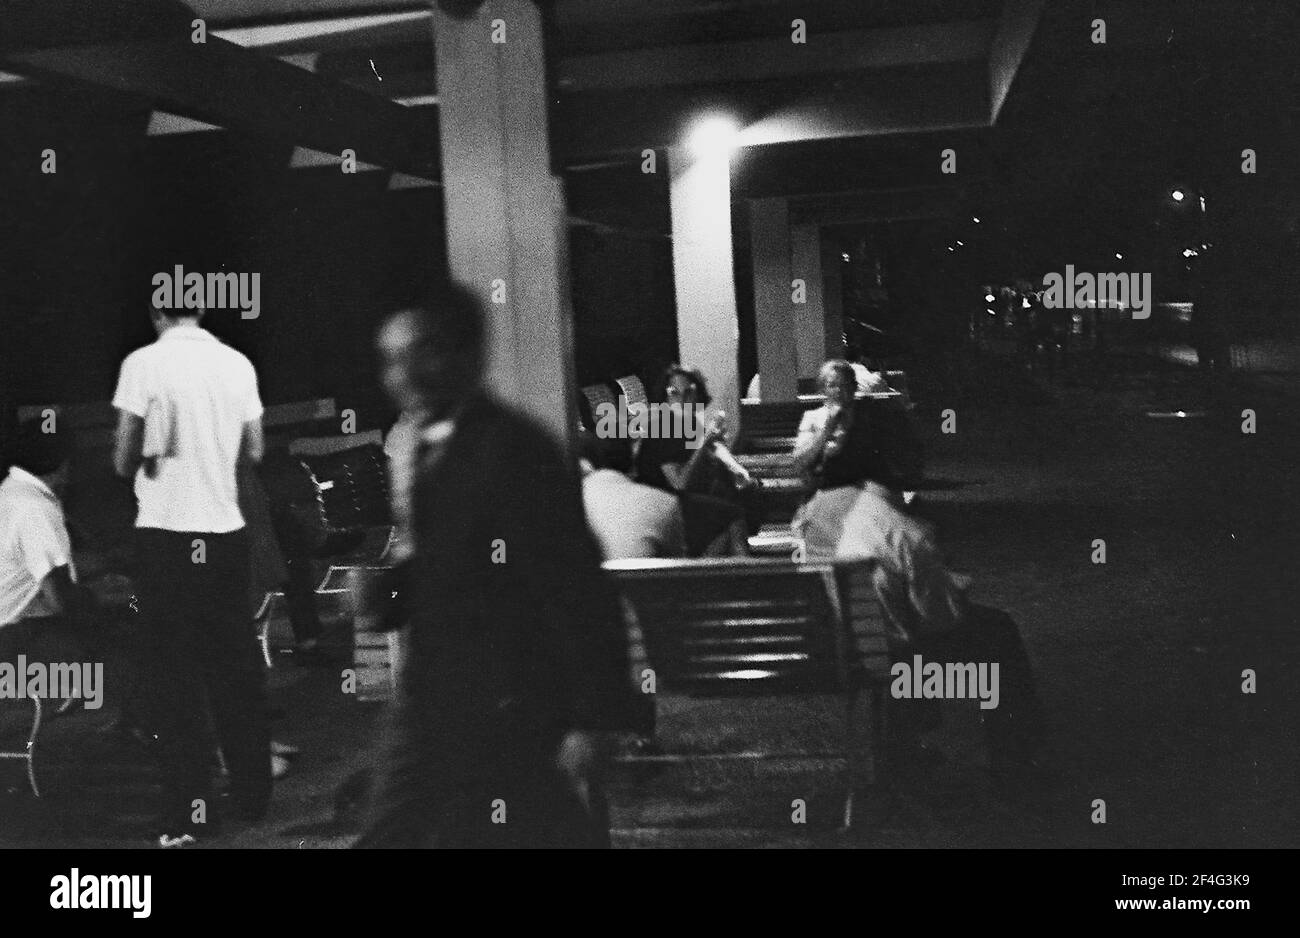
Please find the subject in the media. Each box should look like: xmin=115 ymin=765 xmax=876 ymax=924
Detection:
xmin=0 ymin=697 xmax=43 ymax=797
xmin=603 ymin=556 xmax=893 ymax=829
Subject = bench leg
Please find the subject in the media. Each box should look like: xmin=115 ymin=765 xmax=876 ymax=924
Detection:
xmin=842 ymin=687 xmax=888 ymax=831
xmin=26 ymin=696 xmax=42 ymax=798
xmin=843 ymin=689 xmax=877 ymax=830
xmin=257 ymin=617 xmax=273 ymax=669
xmin=870 ymin=686 xmax=887 ymax=789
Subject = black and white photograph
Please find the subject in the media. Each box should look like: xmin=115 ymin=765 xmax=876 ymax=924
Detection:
xmin=0 ymin=0 xmax=1294 ymax=908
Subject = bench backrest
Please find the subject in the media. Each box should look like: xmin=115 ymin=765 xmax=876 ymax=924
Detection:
xmin=736 ymin=393 xmax=906 ymax=455
xmin=604 ymin=557 xmax=891 ymax=697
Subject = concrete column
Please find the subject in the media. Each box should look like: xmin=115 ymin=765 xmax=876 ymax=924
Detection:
xmin=790 ymin=223 xmax=825 ymax=379
xmin=750 ymin=198 xmax=798 ymax=401
xmin=433 ymin=0 xmax=576 ymax=443
xmin=668 ymin=146 xmax=740 ymax=429
xmin=822 ymin=237 xmax=845 ymax=360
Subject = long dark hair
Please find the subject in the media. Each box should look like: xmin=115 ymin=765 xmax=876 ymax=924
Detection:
xmin=659 ymin=364 xmax=712 ymax=407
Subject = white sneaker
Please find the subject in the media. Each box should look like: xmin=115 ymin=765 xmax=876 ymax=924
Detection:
xmin=157 ymin=833 xmax=196 ymax=849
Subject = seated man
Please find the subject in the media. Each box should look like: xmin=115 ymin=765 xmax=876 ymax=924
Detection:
xmin=846 ymin=345 xmax=892 ymax=394
xmin=580 ymin=433 xmax=686 ymax=561
xmin=0 ymin=421 xmax=97 ymax=672
xmin=793 ymin=417 xmax=1047 ymax=791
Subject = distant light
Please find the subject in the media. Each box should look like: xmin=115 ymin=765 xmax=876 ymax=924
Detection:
xmin=841 ymin=252 xmax=851 ymax=262
xmin=1171 ymin=188 xmax=1185 ymax=202
xmin=686 ymin=115 xmax=739 ymax=159
xmin=1115 ymin=252 xmax=1123 ymax=260
xmin=1199 ymin=196 xmax=1207 ymax=212
xmin=1201 ymin=243 xmax=1208 ymax=250
xmin=717 ymin=669 xmax=779 ymax=680
xmin=986 ymin=308 xmax=996 ymax=316
xmin=947 ymin=246 xmax=954 ymax=252
xmin=1182 ymin=248 xmax=1198 ymax=258
xmin=972 ymin=216 xmax=981 ymax=223
xmin=1022 ymin=298 xmax=1031 ymax=308
xmin=984 ymin=293 xmax=995 ymax=303
xmin=956 ymin=240 xmax=964 ymax=246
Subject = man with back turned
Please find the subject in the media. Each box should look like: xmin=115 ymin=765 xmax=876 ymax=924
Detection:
xmin=112 ymin=303 xmax=270 ymax=848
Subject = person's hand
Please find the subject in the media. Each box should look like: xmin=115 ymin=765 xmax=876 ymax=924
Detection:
xmin=86 ymin=573 xmax=135 ymax=610
xmin=733 ymin=469 xmax=759 ymax=491
xmin=555 ymin=729 xmax=599 ymax=811
xmin=704 ymin=411 xmax=728 ymax=443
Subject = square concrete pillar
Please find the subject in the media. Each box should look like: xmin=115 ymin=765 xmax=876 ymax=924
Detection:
xmin=433 ymin=0 xmax=576 ymax=443
xmin=750 ymin=197 xmax=798 ymax=401
xmin=668 ymin=146 xmax=740 ymax=428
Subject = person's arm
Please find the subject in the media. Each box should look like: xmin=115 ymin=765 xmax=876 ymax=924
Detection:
xmin=791 ymin=407 xmax=840 ymax=474
xmin=237 ymin=360 xmax=266 ymax=467
xmin=239 ymin=418 xmax=265 ymax=467
xmin=16 ymin=506 xmax=94 ymax=625
xmin=901 ymin=531 xmax=966 ymax=635
xmin=710 ymin=441 xmax=757 ymax=490
xmin=112 ymin=410 xmax=146 ymax=479
xmin=666 ymin=412 xmax=728 ymax=492
xmin=38 ymin=565 xmax=96 ymax=629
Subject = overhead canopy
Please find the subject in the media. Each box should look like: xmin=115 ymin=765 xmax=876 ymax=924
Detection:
xmin=0 ymin=0 xmax=1049 ymax=191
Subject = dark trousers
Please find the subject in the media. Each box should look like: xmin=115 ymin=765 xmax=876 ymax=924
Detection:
xmin=357 ymin=705 xmax=609 ymax=849
xmin=134 ymin=528 xmax=270 ymax=831
xmin=890 ymin=603 xmax=1045 ymax=765
xmin=677 ymin=493 xmax=745 ymax=556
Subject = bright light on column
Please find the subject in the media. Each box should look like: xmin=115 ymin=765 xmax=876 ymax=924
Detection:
xmin=687 ymin=115 xmax=740 ymax=160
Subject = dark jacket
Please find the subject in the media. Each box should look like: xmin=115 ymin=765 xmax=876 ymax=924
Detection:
xmin=397 ymin=393 xmax=636 ymax=768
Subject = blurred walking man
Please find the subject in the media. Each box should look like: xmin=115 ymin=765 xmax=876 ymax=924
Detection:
xmin=112 ymin=303 xmax=270 ymax=847
xmin=356 ymin=283 xmax=636 ymax=848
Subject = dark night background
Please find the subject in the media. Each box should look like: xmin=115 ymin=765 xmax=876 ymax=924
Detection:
xmin=2 ymin=1 xmax=1296 ymax=418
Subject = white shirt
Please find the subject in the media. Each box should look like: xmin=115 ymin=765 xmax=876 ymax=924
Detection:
xmin=0 ymin=467 xmax=77 ymax=626
xmin=383 ymin=411 xmax=457 ymax=562
xmin=112 ymin=324 xmax=263 ymax=533
xmin=795 ymin=481 xmax=968 ymax=639
xmin=851 ymin=363 xmax=891 ymax=393
xmin=582 ymin=469 xmax=686 ymax=560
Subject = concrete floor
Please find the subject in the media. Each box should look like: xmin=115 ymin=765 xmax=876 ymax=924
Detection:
xmin=2 ymin=354 xmax=1296 ymax=848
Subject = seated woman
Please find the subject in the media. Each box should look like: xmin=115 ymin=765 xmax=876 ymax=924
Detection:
xmin=633 ymin=365 xmax=755 ymax=556
xmin=790 ymin=360 xmax=897 ymax=556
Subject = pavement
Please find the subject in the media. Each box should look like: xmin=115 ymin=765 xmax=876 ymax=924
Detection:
xmin=2 ymin=352 xmax=1296 ymax=848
